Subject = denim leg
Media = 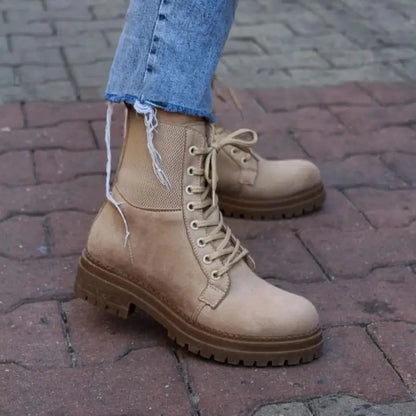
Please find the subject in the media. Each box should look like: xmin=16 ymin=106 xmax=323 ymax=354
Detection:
xmin=105 ymin=0 xmax=238 ymax=121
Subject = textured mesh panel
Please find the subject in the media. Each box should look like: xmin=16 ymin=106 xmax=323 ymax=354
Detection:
xmin=116 ymin=115 xmax=186 ymax=210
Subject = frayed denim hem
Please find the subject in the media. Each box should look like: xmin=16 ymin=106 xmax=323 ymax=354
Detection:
xmin=105 ymin=93 xmax=216 ymax=122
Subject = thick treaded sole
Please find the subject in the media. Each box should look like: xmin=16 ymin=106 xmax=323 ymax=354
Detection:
xmin=219 ymin=183 xmax=326 ymax=220
xmin=74 ymin=252 xmax=323 ymax=367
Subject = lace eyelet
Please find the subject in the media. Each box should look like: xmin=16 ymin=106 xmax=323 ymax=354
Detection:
xmin=203 ymin=255 xmax=212 ymax=264
xmin=211 ymin=270 xmax=220 ymax=280
xmin=185 ymin=185 xmax=193 ymax=195
xmin=197 ymin=238 xmax=206 ymax=247
xmin=231 ymin=148 xmax=238 ymax=155
xmin=187 ymin=202 xmax=195 ymax=211
xmin=190 ymin=220 xmax=199 ymax=230
xmin=187 ymin=167 xmax=195 ymax=176
xmin=189 ymin=146 xmax=197 ymax=155
xmin=241 ymin=157 xmax=248 ymax=164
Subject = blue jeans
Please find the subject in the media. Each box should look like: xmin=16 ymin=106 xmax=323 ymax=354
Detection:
xmin=105 ymin=0 xmax=238 ymax=121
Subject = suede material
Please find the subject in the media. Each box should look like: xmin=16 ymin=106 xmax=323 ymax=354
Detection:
xmin=217 ymin=148 xmax=322 ymax=200
xmin=197 ymin=260 xmax=319 ymax=338
xmin=86 ymin=107 xmax=320 ymax=339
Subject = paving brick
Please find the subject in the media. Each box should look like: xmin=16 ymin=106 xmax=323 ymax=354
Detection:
xmin=0 ymin=151 xmax=35 ymax=185
xmin=382 ymin=153 xmax=416 ymax=185
xmin=222 ymin=39 xmax=263 ymax=56
xmin=0 ymin=122 xmax=96 ymax=152
xmin=0 ymin=22 xmax=52 ymax=36
xmin=299 ymin=228 xmax=416 ymax=279
xmin=279 ymin=189 xmax=369 ymax=232
xmin=34 ymin=149 xmax=116 ymax=182
xmin=0 ymin=103 xmax=24 ymax=130
xmin=330 ymin=102 xmax=416 ymax=132
xmin=25 ymin=101 xmax=115 ymax=127
xmin=288 ymin=65 xmax=403 ymax=89
xmin=0 ymin=215 xmax=46 ymax=259
xmin=182 ymin=327 xmax=410 ymax=416
xmin=368 ymin=321 xmax=416 ymax=395
xmin=0 ymin=48 xmax=63 ymax=66
xmin=309 ymin=395 xmax=416 ymax=416
xmin=0 ymin=256 xmax=76 ymax=313
xmin=0 ymin=347 xmax=192 ymax=416
xmin=72 ymin=62 xmax=112 ymax=88
xmin=253 ymin=83 xmax=375 ymax=112
xmin=0 ymin=302 xmax=69 ymax=368
xmin=63 ymin=299 xmax=167 ymax=365
xmin=229 ymin=22 xmax=293 ymax=41
xmin=281 ymin=267 xmax=416 ymax=326
xmin=224 ymin=108 xmax=345 ymax=137
xmin=7 ymin=7 xmax=93 ymax=23
xmin=359 ymin=82 xmax=416 ymax=105
xmin=91 ymin=119 xmax=125 ymax=149
xmin=346 ymin=188 xmax=416 ymax=228
xmin=47 ymin=211 xmax=94 ymax=256
xmin=320 ymin=155 xmax=405 ymax=188
xmin=54 ymin=19 xmax=125 ymax=35
xmin=64 ymin=45 xmax=115 ymax=64
xmin=0 ymin=175 xmax=105 ymax=214
xmin=255 ymin=131 xmax=308 ymax=160
xmin=0 ymin=66 xmax=14 ymax=86
xmin=254 ymin=402 xmax=312 ymax=416
xmin=15 ymin=65 xmax=67 ymax=84
xmin=297 ymin=127 xmax=416 ymax=160
xmin=393 ymin=58 xmax=416 ymax=81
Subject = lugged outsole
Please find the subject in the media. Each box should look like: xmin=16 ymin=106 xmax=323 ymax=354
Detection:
xmin=219 ymin=183 xmax=326 ymax=221
xmin=74 ymin=253 xmax=323 ymax=367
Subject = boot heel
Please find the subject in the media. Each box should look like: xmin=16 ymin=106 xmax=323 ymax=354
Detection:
xmin=74 ymin=255 xmax=134 ymax=319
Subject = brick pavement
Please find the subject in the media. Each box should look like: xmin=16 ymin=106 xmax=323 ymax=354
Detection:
xmin=1 ymin=0 xmax=416 ymax=101
xmin=1 ymin=84 xmax=416 ymax=414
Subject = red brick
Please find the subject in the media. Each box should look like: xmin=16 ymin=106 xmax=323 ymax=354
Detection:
xmin=254 ymin=130 xmax=308 ymax=159
xmin=346 ymin=188 xmax=416 ymax=228
xmin=48 ymin=211 xmax=94 ymax=256
xmin=0 ymin=175 xmax=105 ymax=214
xmin=0 ymin=122 xmax=96 ymax=152
xmin=279 ymin=189 xmax=369 ymax=231
xmin=0 ymin=103 xmax=24 ymax=130
xmin=300 ymin=227 xmax=416 ymax=279
xmin=91 ymin=119 xmax=125 ymax=149
xmin=0 ymin=215 xmax=46 ymax=259
xmin=331 ymin=102 xmax=416 ymax=132
xmin=298 ymin=127 xmax=416 ymax=160
xmin=0 ymin=151 xmax=35 ymax=185
xmin=359 ymin=82 xmax=416 ymax=105
xmin=320 ymin=155 xmax=405 ymax=188
xmin=228 ymin=222 xmax=324 ymax=282
xmin=253 ymin=83 xmax=374 ymax=113
xmin=280 ymin=266 xmax=416 ymax=326
xmin=0 ymin=256 xmax=77 ymax=313
xmin=63 ymin=299 xmax=167 ymax=365
xmin=183 ymin=326 xmax=410 ymax=416
xmin=368 ymin=321 xmax=416 ymax=395
xmin=0 ymin=302 xmax=69 ymax=368
xmin=25 ymin=101 xmax=104 ymax=127
xmin=213 ymin=88 xmax=264 ymax=119
xmin=383 ymin=153 xmax=416 ymax=185
xmin=219 ymin=107 xmax=345 ymax=136
xmin=0 ymin=348 xmax=191 ymax=416
xmin=34 ymin=148 xmax=121 ymax=182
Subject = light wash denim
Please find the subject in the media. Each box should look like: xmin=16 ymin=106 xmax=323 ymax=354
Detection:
xmin=105 ymin=0 xmax=238 ymax=121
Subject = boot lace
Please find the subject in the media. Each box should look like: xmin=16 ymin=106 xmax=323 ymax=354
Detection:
xmin=186 ymin=126 xmax=258 ymax=280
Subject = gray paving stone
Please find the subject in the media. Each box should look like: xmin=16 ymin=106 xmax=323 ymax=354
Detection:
xmin=0 ymin=22 xmax=53 ymax=36
xmin=15 ymin=65 xmax=67 ymax=84
xmin=54 ymin=19 xmax=125 ymax=35
xmin=0 ymin=36 xmax=8 ymax=53
xmin=72 ymin=62 xmax=112 ymax=88
xmin=222 ymin=39 xmax=264 ymax=56
xmin=0 ymin=49 xmax=63 ymax=66
xmin=254 ymin=402 xmax=312 ymax=416
xmin=229 ymin=22 xmax=294 ymax=41
xmin=393 ymin=59 xmax=416 ymax=81
xmin=309 ymin=395 xmax=416 ymax=416
xmin=0 ymin=67 xmax=15 ymax=86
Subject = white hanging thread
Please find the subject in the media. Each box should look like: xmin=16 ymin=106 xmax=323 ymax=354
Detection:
xmin=133 ymin=101 xmax=170 ymax=188
xmin=105 ymin=102 xmax=130 ymax=247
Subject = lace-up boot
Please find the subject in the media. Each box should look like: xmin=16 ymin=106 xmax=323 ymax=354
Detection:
xmin=215 ymin=126 xmax=326 ymax=219
xmin=74 ymin=107 xmax=323 ymax=366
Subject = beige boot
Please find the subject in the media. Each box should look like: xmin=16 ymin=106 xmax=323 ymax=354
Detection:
xmin=74 ymin=106 xmax=322 ymax=366
xmin=215 ymin=126 xmax=326 ymax=219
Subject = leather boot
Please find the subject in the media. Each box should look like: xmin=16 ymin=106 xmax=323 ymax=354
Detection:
xmin=215 ymin=126 xmax=326 ymax=219
xmin=74 ymin=107 xmax=323 ymax=366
